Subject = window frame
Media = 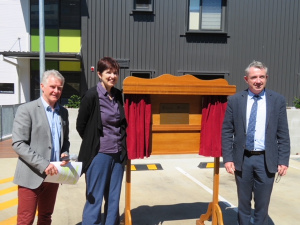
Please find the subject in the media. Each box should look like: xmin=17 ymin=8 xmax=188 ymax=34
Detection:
xmin=132 ymin=0 xmax=154 ymax=13
xmin=187 ymin=0 xmax=227 ymax=34
xmin=130 ymin=70 xmax=155 ymax=79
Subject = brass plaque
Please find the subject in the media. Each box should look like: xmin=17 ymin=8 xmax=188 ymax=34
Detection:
xmin=160 ymin=103 xmax=189 ymax=124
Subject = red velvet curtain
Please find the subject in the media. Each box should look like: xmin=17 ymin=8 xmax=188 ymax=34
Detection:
xmin=124 ymin=94 xmax=152 ymax=159
xmin=199 ymin=96 xmax=228 ymax=157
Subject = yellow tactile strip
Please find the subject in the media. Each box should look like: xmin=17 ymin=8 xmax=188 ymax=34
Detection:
xmin=131 ymin=164 xmax=163 ymax=171
xmin=0 ymin=177 xmax=18 ymax=225
xmin=198 ymin=162 xmax=225 ymax=168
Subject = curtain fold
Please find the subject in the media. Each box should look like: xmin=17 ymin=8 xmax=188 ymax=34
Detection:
xmin=199 ymin=95 xmax=228 ymax=157
xmin=124 ymin=94 xmax=152 ymax=159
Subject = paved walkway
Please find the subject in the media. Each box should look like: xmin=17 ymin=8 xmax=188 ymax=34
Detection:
xmin=0 ymin=139 xmax=17 ymax=158
xmin=1 ymin=138 xmax=300 ymax=225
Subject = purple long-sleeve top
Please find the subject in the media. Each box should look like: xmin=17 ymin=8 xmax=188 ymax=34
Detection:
xmin=97 ymin=82 xmax=123 ymax=154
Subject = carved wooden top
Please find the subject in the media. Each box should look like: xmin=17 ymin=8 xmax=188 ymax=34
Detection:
xmin=123 ymin=74 xmax=236 ymax=95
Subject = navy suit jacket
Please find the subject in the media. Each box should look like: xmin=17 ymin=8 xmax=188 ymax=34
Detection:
xmin=222 ymin=89 xmax=290 ymax=173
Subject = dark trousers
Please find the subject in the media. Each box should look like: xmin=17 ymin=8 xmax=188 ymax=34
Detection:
xmin=82 ymin=152 xmax=124 ymax=225
xmin=17 ymin=182 xmax=59 ymax=225
xmin=235 ymin=154 xmax=275 ymax=225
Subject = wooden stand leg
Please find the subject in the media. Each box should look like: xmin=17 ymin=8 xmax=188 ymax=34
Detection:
xmin=196 ymin=157 xmax=224 ymax=225
xmin=124 ymin=160 xmax=132 ymax=225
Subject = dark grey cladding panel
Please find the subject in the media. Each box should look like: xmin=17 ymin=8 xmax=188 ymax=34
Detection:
xmin=116 ymin=59 xmax=130 ymax=68
xmin=80 ymin=0 xmax=300 ymax=106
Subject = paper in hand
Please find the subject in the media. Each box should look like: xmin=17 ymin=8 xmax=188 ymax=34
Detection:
xmin=44 ymin=161 xmax=82 ymax=185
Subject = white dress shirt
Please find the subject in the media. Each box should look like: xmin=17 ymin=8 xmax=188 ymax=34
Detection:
xmin=246 ymin=90 xmax=266 ymax=151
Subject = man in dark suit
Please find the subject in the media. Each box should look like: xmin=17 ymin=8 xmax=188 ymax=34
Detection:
xmin=222 ymin=61 xmax=290 ymax=225
xmin=12 ymin=70 xmax=70 ymax=225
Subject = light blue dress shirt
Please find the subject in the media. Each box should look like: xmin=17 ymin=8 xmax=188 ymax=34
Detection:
xmin=246 ymin=90 xmax=266 ymax=151
xmin=41 ymin=97 xmax=61 ymax=161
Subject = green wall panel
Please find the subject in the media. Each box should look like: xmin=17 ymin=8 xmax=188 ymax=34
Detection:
xmin=30 ymin=29 xmax=59 ymax=52
xmin=31 ymin=29 xmax=39 ymax=52
xmin=59 ymin=61 xmax=81 ymax=71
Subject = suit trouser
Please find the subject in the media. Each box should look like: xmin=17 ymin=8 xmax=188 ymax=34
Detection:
xmin=82 ymin=152 xmax=124 ymax=225
xmin=17 ymin=183 xmax=59 ymax=225
xmin=235 ymin=154 xmax=275 ymax=225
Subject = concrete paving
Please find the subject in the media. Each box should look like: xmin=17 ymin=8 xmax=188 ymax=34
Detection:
xmin=1 ymin=154 xmax=300 ymax=225
xmin=1 ymin=108 xmax=300 ymax=224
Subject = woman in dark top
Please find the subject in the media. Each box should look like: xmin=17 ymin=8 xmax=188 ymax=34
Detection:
xmin=76 ymin=57 xmax=127 ymax=225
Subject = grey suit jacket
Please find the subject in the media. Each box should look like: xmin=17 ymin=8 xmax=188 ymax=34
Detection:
xmin=222 ymin=89 xmax=290 ymax=173
xmin=12 ymin=98 xmax=70 ymax=189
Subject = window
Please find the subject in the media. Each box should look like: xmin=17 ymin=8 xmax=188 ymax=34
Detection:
xmin=30 ymin=60 xmax=81 ymax=103
xmin=60 ymin=0 xmax=81 ymax=29
xmin=30 ymin=0 xmax=81 ymax=29
xmin=130 ymin=71 xmax=153 ymax=78
xmin=30 ymin=0 xmax=59 ymax=29
xmin=29 ymin=0 xmax=82 ymax=103
xmin=192 ymin=74 xmax=224 ymax=80
xmin=30 ymin=0 xmax=81 ymax=52
xmin=0 ymin=83 xmax=14 ymax=94
xmin=133 ymin=0 xmax=153 ymax=12
xmin=188 ymin=0 xmax=226 ymax=32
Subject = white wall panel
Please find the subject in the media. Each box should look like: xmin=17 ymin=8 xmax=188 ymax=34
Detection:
xmin=0 ymin=0 xmax=30 ymax=105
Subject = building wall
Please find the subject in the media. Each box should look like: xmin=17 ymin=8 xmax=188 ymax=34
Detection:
xmin=81 ymin=0 xmax=300 ymax=106
xmin=0 ymin=0 xmax=30 ymax=105
xmin=18 ymin=59 xmax=31 ymax=103
xmin=1 ymin=0 xmax=299 ymax=106
xmin=227 ymin=0 xmax=300 ymax=106
xmin=81 ymin=0 xmax=230 ymax=90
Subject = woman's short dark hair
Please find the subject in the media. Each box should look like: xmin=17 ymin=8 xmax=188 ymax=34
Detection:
xmin=97 ymin=57 xmax=120 ymax=74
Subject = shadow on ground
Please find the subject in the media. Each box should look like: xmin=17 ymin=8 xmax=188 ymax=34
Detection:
xmin=120 ymin=201 xmax=237 ymax=225
xmin=75 ymin=201 xmax=275 ymax=225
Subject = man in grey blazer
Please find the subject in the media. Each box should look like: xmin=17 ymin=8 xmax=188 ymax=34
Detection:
xmin=222 ymin=61 xmax=290 ymax=225
xmin=12 ymin=70 xmax=70 ymax=225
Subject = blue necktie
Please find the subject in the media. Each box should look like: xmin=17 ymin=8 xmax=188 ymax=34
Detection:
xmin=246 ymin=95 xmax=260 ymax=150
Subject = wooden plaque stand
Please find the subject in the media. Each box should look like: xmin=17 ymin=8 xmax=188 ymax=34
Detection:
xmin=122 ymin=74 xmax=236 ymax=225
